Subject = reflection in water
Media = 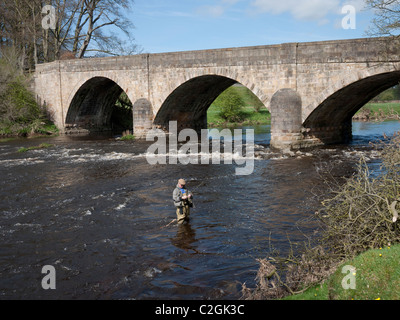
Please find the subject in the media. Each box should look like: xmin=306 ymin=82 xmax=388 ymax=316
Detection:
xmin=171 ymin=223 xmax=198 ymax=253
xmin=0 ymin=121 xmax=399 ymax=300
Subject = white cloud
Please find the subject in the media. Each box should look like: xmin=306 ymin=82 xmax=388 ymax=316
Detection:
xmin=140 ymin=10 xmax=194 ymax=18
xmin=197 ymin=5 xmax=226 ymax=17
xmin=344 ymin=0 xmax=366 ymax=12
xmin=196 ymin=0 xmax=366 ymax=22
xmin=250 ymin=0 xmax=364 ymax=22
xmin=222 ymin=0 xmax=242 ymax=4
xmin=196 ymin=0 xmax=243 ymax=17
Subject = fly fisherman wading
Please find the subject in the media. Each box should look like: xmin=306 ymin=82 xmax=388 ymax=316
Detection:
xmin=173 ymin=179 xmax=193 ymax=225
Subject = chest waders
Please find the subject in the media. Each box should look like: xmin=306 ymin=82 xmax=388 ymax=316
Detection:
xmin=176 ymin=188 xmax=192 ymax=224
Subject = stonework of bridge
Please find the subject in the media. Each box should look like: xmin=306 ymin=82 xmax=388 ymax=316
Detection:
xmin=34 ymin=37 xmax=400 ymax=149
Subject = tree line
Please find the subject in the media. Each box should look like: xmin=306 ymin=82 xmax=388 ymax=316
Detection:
xmin=0 ymin=0 xmax=139 ymax=71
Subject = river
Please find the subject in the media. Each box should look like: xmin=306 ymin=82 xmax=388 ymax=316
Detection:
xmin=0 ymin=120 xmax=399 ymax=300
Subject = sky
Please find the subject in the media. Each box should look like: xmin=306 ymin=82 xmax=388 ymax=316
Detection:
xmin=128 ymin=0 xmax=375 ymax=54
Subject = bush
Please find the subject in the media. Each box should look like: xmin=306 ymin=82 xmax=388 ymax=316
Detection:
xmin=111 ymin=92 xmax=133 ymax=131
xmin=317 ymin=134 xmax=400 ymax=258
xmin=214 ymin=87 xmax=246 ymax=123
xmin=372 ymin=85 xmax=400 ymax=101
xmin=6 ymin=79 xmax=42 ymax=122
xmin=0 ymin=58 xmax=53 ymax=135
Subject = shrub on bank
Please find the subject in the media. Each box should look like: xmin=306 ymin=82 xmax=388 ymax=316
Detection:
xmin=208 ymin=85 xmax=271 ymax=127
xmin=214 ymin=87 xmax=246 ymax=123
xmin=242 ymin=133 xmax=400 ymax=300
xmin=317 ymin=133 xmax=400 ymax=258
xmin=0 ymin=59 xmax=56 ymax=136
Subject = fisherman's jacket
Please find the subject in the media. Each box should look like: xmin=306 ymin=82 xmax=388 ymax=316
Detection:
xmin=173 ymin=185 xmax=193 ymax=207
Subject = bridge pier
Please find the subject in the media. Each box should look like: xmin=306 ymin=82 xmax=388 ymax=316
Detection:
xmin=132 ymin=99 xmax=154 ymax=138
xmin=270 ymin=88 xmax=305 ymax=150
xmin=301 ymin=121 xmax=353 ymax=146
xmin=270 ymin=89 xmax=353 ymax=150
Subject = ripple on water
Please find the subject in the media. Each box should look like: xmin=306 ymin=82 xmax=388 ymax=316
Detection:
xmin=0 ymin=122 xmax=399 ymax=299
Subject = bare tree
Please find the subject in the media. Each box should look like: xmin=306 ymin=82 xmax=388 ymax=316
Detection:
xmin=366 ymin=0 xmax=400 ymax=37
xmin=50 ymin=0 xmax=80 ymax=60
xmin=0 ymin=0 xmax=32 ymax=69
xmin=1 ymin=0 xmax=139 ymax=70
xmin=72 ymin=0 xmax=137 ymax=58
xmin=48 ymin=0 xmax=138 ymax=59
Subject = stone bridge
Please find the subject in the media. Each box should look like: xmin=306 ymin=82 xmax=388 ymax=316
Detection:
xmin=34 ymin=37 xmax=400 ymax=149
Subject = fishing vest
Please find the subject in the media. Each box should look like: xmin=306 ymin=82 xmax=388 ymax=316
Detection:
xmin=179 ymin=188 xmax=193 ymax=207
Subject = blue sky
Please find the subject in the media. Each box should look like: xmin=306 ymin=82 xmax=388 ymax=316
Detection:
xmin=128 ymin=0 xmax=374 ymax=53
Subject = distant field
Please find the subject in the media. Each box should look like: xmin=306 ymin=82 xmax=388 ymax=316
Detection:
xmin=357 ymin=102 xmax=400 ymax=117
xmin=207 ymin=85 xmax=270 ymax=127
xmin=208 ymin=90 xmax=400 ymax=127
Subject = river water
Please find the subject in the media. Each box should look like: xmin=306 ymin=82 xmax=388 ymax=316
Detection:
xmin=1 ymin=121 xmax=399 ymax=300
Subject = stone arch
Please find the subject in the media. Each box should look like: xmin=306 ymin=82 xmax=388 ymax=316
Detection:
xmin=65 ymin=76 xmax=133 ymax=132
xmin=302 ymin=69 xmax=400 ymax=145
xmin=153 ymin=74 xmax=267 ymax=132
xmin=303 ymin=63 xmax=400 ymax=120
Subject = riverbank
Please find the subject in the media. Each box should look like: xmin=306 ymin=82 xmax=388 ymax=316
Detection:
xmin=208 ymin=105 xmax=271 ymax=127
xmin=284 ymin=244 xmax=400 ymax=300
xmin=353 ymin=102 xmax=400 ymax=121
xmin=242 ymin=132 xmax=400 ymax=301
xmin=0 ymin=122 xmax=59 ymax=138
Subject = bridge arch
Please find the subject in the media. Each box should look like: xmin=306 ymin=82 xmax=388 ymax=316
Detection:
xmin=65 ymin=76 xmax=133 ymax=132
xmin=302 ymin=69 xmax=400 ymax=145
xmin=153 ymin=74 xmax=267 ymax=132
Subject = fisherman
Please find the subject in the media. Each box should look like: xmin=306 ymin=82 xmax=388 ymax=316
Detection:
xmin=173 ymin=179 xmax=193 ymax=225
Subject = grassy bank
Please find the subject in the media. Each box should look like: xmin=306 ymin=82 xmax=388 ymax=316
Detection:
xmin=355 ymin=102 xmax=400 ymax=121
xmin=364 ymin=102 xmax=400 ymax=114
xmin=207 ymin=85 xmax=270 ymax=127
xmin=284 ymin=244 xmax=400 ymax=300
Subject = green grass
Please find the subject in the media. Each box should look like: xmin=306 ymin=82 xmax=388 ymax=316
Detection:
xmin=119 ymin=134 xmax=135 ymax=141
xmin=365 ymin=102 xmax=400 ymax=113
xmin=207 ymin=85 xmax=270 ymax=127
xmin=35 ymin=123 xmax=59 ymax=135
xmin=0 ymin=137 xmax=16 ymax=143
xmin=284 ymin=244 xmax=400 ymax=300
xmin=18 ymin=143 xmax=54 ymax=153
xmin=357 ymin=102 xmax=400 ymax=119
